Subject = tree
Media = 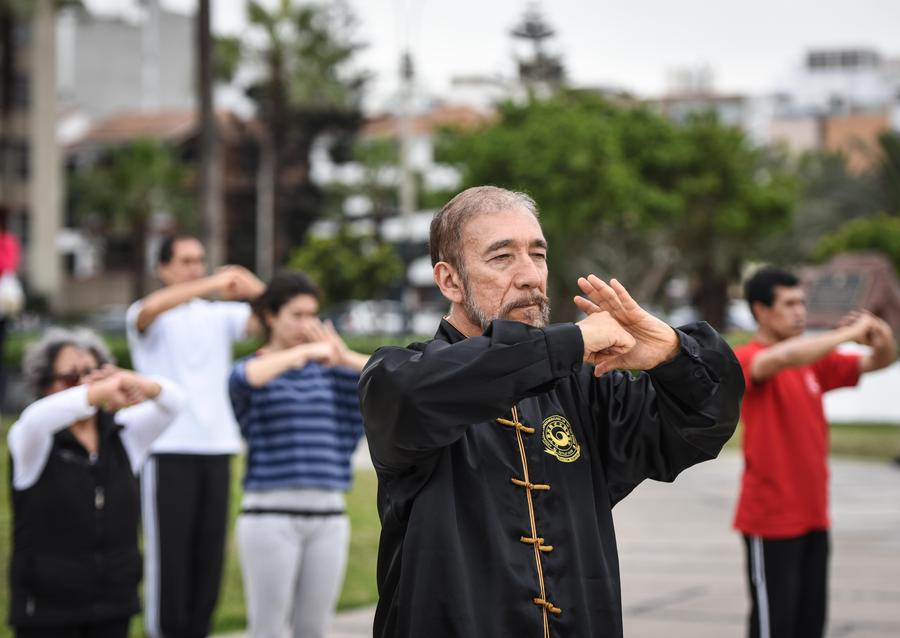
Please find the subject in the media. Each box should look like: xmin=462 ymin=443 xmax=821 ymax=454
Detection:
xmin=661 ymin=113 xmax=797 ymax=329
xmin=438 ymin=93 xmax=661 ymax=320
xmin=288 ymin=228 xmax=403 ymax=307
xmin=70 ymin=140 xmax=190 ymax=299
xmin=760 ymin=150 xmax=878 ymax=266
xmin=231 ymin=0 xmax=367 ymax=278
xmin=872 ymin=131 xmax=900 ymax=217
xmin=815 ymin=214 xmax=900 ymax=274
xmin=437 ymin=94 xmax=797 ymax=328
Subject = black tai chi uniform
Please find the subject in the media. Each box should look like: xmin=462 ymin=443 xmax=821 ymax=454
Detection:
xmin=358 ymin=319 xmax=744 ymax=638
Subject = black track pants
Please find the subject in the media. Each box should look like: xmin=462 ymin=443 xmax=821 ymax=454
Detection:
xmin=743 ymin=531 xmax=829 ymax=638
xmin=142 ymin=454 xmax=231 ymax=638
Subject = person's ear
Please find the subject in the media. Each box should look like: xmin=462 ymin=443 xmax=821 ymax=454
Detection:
xmin=433 ymin=262 xmax=464 ymax=304
xmin=751 ymin=301 xmax=767 ymax=322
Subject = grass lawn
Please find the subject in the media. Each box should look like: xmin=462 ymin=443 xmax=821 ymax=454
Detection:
xmin=2 ymin=417 xmax=898 ymax=638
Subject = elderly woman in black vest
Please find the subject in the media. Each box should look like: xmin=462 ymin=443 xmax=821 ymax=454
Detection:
xmin=6 ymin=327 xmax=184 ymax=638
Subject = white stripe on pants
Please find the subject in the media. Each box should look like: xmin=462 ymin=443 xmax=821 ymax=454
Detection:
xmin=237 ymin=513 xmax=350 ymax=638
xmin=140 ymin=456 xmax=161 ymax=638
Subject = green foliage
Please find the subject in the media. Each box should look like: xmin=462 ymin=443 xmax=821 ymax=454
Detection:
xmin=213 ymin=35 xmax=242 ymax=84
xmin=873 ymin=132 xmax=900 ymax=216
xmin=69 ymin=138 xmax=192 ymax=232
xmin=437 ymin=93 xmax=797 ymax=326
xmin=288 ymin=229 xmax=404 ymax=307
xmin=761 ymin=150 xmax=879 ymax=265
xmin=815 ymin=213 xmax=900 ymax=273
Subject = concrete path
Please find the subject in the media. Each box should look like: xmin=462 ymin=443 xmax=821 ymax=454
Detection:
xmin=219 ymin=453 xmax=900 ymax=637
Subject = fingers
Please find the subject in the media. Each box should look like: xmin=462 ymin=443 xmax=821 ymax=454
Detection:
xmin=573 ymin=295 xmax=601 ymax=316
xmin=609 ymin=278 xmax=640 ymax=312
xmin=82 ymin=364 xmax=118 ymax=384
xmin=586 ymin=275 xmax=625 ymax=313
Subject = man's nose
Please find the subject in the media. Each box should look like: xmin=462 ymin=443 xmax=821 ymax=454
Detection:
xmin=514 ymin=255 xmax=543 ymax=289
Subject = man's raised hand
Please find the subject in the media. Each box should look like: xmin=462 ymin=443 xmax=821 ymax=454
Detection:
xmin=574 ymin=275 xmax=679 ymax=373
xmin=576 ymin=311 xmax=636 ymax=377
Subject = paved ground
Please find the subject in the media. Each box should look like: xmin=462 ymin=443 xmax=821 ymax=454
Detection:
xmin=221 ymin=452 xmax=900 ymax=637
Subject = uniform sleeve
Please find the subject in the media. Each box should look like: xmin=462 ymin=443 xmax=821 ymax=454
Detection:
xmin=217 ymin=301 xmax=252 ymax=342
xmin=588 ymin=322 xmax=744 ymax=506
xmin=812 ymin=350 xmax=862 ymax=393
xmin=7 ymin=386 xmax=97 ymax=490
xmin=117 ymin=377 xmax=186 ymax=473
xmin=358 ymin=320 xmax=584 ymax=469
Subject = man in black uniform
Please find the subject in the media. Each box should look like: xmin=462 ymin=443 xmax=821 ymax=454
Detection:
xmin=358 ymin=186 xmax=744 ymax=638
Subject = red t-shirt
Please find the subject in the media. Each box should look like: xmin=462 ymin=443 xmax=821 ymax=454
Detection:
xmin=733 ymin=340 xmax=861 ymax=538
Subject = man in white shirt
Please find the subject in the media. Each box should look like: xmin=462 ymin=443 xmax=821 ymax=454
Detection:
xmin=127 ymin=235 xmax=264 ymax=638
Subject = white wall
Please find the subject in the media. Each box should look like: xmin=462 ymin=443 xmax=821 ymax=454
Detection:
xmin=825 ymin=342 xmax=900 ymax=424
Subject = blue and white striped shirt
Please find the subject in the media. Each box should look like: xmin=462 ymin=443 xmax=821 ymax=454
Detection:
xmin=229 ymin=357 xmax=364 ymax=492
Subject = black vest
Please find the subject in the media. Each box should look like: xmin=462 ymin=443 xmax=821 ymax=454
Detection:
xmin=8 ymin=411 xmax=142 ymax=627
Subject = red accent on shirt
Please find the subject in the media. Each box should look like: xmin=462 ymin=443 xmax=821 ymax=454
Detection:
xmin=733 ymin=340 xmax=861 ymax=538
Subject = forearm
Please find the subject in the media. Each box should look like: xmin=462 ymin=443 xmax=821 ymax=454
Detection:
xmin=338 ymin=349 xmax=370 ymax=372
xmin=8 ymin=387 xmax=96 ymax=490
xmin=360 ymin=321 xmax=583 ymax=467
xmin=600 ymin=323 xmax=743 ymax=503
xmin=862 ymin=336 xmax=897 ymax=373
xmin=136 ymin=276 xmax=221 ymax=332
xmin=244 ymin=347 xmax=305 ymax=387
xmin=753 ymin=326 xmax=857 ymax=380
xmin=118 ymin=378 xmax=186 ymax=472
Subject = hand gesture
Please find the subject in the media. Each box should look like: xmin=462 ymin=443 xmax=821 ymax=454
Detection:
xmin=840 ymin=310 xmax=893 ymax=348
xmin=216 ymin=266 xmax=265 ymax=301
xmin=86 ymin=371 xmax=159 ymax=411
xmin=576 ymin=311 xmax=636 ymax=377
xmin=574 ymin=275 xmax=679 ymax=372
xmin=838 ymin=310 xmax=877 ymax=345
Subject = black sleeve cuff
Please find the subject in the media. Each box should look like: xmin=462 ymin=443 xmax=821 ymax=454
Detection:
xmin=647 ymin=326 xmax=709 ymax=382
xmin=543 ymin=323 xmax=584 ymax=378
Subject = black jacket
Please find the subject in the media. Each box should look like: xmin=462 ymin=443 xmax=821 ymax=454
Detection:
xmin=359 ymin=319 xmax=743 ymax=638
xmin=8 ymin=411 xmax=142 ymax=627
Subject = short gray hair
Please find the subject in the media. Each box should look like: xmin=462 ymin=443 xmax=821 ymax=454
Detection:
xmin=23 ymin=326 xmax=115 ymax=396
xmin=429 ymin=186 xmax=539 ymax=270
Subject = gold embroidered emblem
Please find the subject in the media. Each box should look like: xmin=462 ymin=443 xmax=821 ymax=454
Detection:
xmin=541 ymin=415 xmax=580 ymax=463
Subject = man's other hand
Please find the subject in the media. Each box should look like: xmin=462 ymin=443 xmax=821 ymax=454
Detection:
xmin=575 ymin=311 xmax=636 ymax=377
xmin=574 ymin=275 xmax=679 ymax=373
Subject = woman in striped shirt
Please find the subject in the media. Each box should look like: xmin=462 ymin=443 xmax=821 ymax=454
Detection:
xmin=228 ymin=271 xmax=369 ymax=638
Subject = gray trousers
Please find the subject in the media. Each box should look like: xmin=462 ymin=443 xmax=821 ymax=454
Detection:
xmin=237 ymin=512 xmax=350 ymax=638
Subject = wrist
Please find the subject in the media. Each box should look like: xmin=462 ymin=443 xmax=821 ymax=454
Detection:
xmin=660 ymin=327 xmax=681 ymax=364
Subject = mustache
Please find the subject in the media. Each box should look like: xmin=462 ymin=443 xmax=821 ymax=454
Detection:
xmin=500 ymin=292 xmax=549 ymax=315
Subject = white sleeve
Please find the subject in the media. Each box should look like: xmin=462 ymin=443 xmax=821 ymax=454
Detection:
xmin=218 ymin=301 xmax=252 ymax=342
xmin=117 ymin=377 xmax=186 ymax=473
xmin=7 ymin=386 xmax=97 ymax=490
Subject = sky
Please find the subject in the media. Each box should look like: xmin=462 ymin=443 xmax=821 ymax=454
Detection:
xmin=84 ymin=0 xmax=900 ymax=107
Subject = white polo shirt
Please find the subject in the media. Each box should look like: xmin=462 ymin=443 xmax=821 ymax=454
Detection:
xmin=126 ymin=298 xmax=250 ymax=454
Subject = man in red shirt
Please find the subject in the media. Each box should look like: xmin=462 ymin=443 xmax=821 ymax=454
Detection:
xmin=734 ymin=267 xmax=896 ymax=638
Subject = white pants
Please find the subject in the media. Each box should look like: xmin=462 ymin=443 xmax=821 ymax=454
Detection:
xmin=237 ymin=512 xmax=350 ymax=638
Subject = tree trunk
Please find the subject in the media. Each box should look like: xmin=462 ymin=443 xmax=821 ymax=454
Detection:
xmin=691 ymin=271 xmax=729 ymax=331
xmin=196 ymin=0 xmax=224 ymax=267
xmin=256 ymin=131 xmax=275 ymax=281
xmin=132 ymin=218 xmax=148 ymax=300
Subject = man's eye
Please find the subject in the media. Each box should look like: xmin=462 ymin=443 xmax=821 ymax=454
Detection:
xmin=492 ymin=254 xmax=511 ymax=262
xmin=532 ymin=253 xmax=547 ymax=260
